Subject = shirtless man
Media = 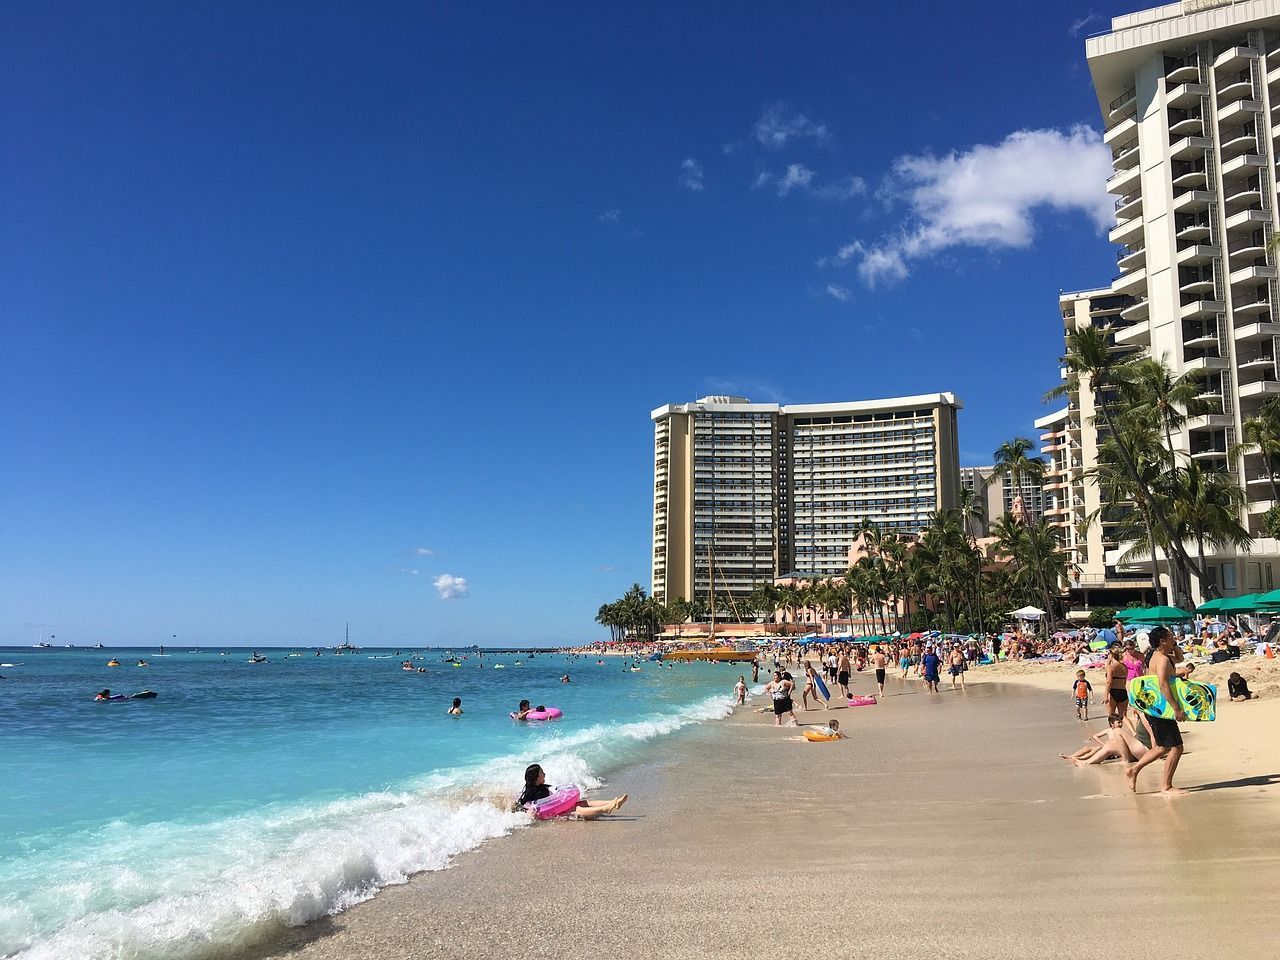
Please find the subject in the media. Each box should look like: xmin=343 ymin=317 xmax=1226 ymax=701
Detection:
xmin=947 ymin=644 xmax=966 ymax=690
xmin=1125 ymin=627 xmax=1187 ymax=796
xmin=836 ymin=649 xmax=853 ymax=699
xmin=872 ymin=648 xmax=888 ymax=696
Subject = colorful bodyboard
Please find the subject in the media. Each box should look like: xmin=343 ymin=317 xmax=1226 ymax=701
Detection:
xmin=1127 ymin=676 xmax=1216 ymax=722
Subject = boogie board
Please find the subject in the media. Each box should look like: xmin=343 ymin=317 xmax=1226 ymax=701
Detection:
xmin=1127 ymin=676 xmax=1216 ymax=722
xmin=812 ymin=673 xmax=831 ymax=700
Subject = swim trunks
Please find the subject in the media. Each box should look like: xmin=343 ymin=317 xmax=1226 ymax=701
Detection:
xmin=773 ymin=697 xmax=793 ymax=715
xmin=837 ymin=671 xmax=850 ymax=686
xmin=949 ymin=665 xmax=963 ymax=676
xmin=1075 ymin=696 xmax=1089 ymax=708
xmin=875 ymin=668 xmax=886 ymax=684
xmin=1148 ymin=715 xmax=1183 ymax=748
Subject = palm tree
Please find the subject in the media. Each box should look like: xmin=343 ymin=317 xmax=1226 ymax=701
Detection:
xmin=990 ymin=438 xmax=1047 ymax=524
xmin=1120 ymin=355 xmax=1214 ymax=456
xmin=1167 ymin=461 xmax=1251 ymax=593
xmin=1233 ymin=400 xmax=1280 ymax=502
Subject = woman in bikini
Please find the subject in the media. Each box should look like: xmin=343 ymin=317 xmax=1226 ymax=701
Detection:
xmin=1104 ymin=647 xmax=1129 ymax=727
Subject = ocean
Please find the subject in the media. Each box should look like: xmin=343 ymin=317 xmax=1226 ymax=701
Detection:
xmin=0 ymin=647 xmax=746 ymax=959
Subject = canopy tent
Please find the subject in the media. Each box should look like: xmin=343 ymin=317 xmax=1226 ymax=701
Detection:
xmin=1010 ymin=606 xmax=1046 ymax=620
xmin=1096 ymin=627 xmax=1117 ymax=644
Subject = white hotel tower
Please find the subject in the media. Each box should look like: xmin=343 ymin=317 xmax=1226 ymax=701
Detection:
xmin=1087 ymin=0 xmax=1280 ymax=594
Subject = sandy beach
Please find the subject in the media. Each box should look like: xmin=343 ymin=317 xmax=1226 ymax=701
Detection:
xmin=245 ymin=664 xmax=1280 ymax=960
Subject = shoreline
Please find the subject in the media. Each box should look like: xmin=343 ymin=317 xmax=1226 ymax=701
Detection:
xmin=242 ymin=664 xmax=1280 ymax=960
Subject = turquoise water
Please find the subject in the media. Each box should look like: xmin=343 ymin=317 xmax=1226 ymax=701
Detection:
xmin=0 ymin=648 xmax=744 ymax=959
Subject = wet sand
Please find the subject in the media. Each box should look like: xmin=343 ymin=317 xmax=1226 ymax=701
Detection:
xmin=247 ymin=669 xmax=1280 ymax=960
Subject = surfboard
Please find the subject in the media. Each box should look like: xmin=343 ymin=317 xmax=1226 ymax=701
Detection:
xmin=1127 ymin=676 xmax=1216 ymax=722
xmin=812 ymin=672 xmax=831 ymax=700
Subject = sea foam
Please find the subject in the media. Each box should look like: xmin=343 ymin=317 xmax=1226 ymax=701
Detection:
xmin=3 ymin=691 xmax=735 ymax=960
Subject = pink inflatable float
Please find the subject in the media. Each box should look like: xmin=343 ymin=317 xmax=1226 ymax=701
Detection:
xmin=527 ymin=786 xmax=581 ymax=819
xmin=847 ymin=696 xmax=877 ymax=707
xmin=511 ymin=707 xmax=563 ymax=721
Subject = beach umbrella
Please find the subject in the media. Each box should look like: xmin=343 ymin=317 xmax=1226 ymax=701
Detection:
xmin=1251 ymin=588 xmax=1280 ymax=609
xmin=1195 ymin=597 xmax=1229 ymax=613
xmin=1096 ymin=628 xmax=1117 ymax=644
xmin=1137 ymin=605 xmax=1194 ymax=624
xmin=1114 ymin=607 xmax=1149 ymax=622
xmin=1217 ymin=593 xmax=1264 ymax=614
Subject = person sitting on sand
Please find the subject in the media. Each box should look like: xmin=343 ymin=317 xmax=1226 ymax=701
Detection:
xmin=1228 ymin=673 xmax=1254 ymax=701
xmin=817 ymin=718 xmax=845 ymax=739
xmin=1059 ymin=710 xmax=1151 ymax=767
xmin=516 ymin=763 xmax=627 ymax=820
xmin=448 ymin=697 xmax=463 ymax=715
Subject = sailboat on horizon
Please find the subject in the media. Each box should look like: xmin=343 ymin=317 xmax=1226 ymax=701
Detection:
xmin=334 ymin=622 xmax=360 ymax=653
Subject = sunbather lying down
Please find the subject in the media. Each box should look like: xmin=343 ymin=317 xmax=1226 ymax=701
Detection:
xmin=1059 ymin=713 xmax=1153 ymax=767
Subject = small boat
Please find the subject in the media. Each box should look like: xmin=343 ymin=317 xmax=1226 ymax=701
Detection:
xmin=248 ymin=655 xmax=268 ymax=664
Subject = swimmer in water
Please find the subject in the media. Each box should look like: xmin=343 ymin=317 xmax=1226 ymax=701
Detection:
xmin=561 ymin=674 xmax=571 ymax=683
xmin=514 ymin=699 xmax=532 ymax=720
xmin=95 ymin=689 xmax=112 ymax=701
xmin=515 ymin=764 xmax=627 ymax=820
xmin=448 ymin=697 xmax=463 ymax=715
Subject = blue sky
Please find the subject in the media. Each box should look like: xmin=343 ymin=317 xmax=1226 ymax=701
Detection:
xmin=1 ymin=2 xmax=1146 ymax=645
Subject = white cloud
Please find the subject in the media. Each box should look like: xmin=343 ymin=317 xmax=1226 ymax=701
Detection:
xmin=754 ymin=103 xmax=830 ymax=149
xmin=833 ymin=125 xmax=1113 ymax=287
xmin=678 ymin=157 xmax=705 ymax=191
xmin=411 ymin=547 xmax=434 ymax=557
xmin=598 ymin=209 xmax=621 ymax=223
xmin=755 ymin=165 xmax=863 ymax=200
xmin=400 ymin=568 xmax=420 ymax=575
xmin=433 ymin=573 xmax=470 ymax=600
xmin=596 ymin=564 xmax=616 ymax=573
xmin=825 ymin=283 xmax=852 ymax=302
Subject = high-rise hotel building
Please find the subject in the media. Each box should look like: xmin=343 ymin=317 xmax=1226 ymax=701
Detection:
xmin=651 ymin=394 xmax=961 ymax=604
xmin=1082 ymin=0 xmax=1280 ymax=595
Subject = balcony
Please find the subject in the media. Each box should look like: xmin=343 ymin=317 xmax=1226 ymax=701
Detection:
xmin=1186 ymin=412 xmax=1235 ymax=430
xmin=1230 ymin=264 xmax=1278 ymax=286
xmin=1173 ymin=189 xmax=1215 ymax=212
xmin=1239 ymin=379 xmax=1280 ymax=399
xmin=1169 ymin=80 xmax=1208 ymax=107
xmin=1179 ymin=273 xmax=1216 ymax=296
xmin=1176 ymin=242 xmax=1219 ymax=265
xmin=1222 ymin=181 xmax=1263 ymax=212
xmin=1221 ymin=152 xmax=1267 ymax=178
xmin=1183 ymin=354 xmax=1229 ymax=373
xmin=1109 ymin=87 xmax=1138 ymax=123
xmin=1183 ymin=326 xmax=1219 ymax=349
xmin=1214 ymin=45 xmax=1259 ymax=71
xmin=1117 ymin=244 xmax=1146 ymax=270
xmin=1166 ymin=58 xmax=1201 ymax=84
xmin=1115 ymin=320 xmax=1151 ymax=346
xmin=1237 ymin=351 xmax=1276 ymax=373
xmin=1107 ymin=164 xmax=1142 ymax=195
xmin=1229 ymin=234 xmax=1268 ymax=259
xmin=1114 ymin=192 xmax=1143 ymax=220
xmin=1235 ymin=292 xmax=1273 ymax=315
xmin=1120 ymin=297 xmax=1150 ymax=321
xmin=1181 ymin=298 xmax=1224 ymax=319
xmin=1217 ymin=99 xmax=1264 ymax=124
xmin=1235 ymin=320 xmax=1280 ymax=340
xmin=1113 ymin=267 xmax=1147 ymax=295
xmin=1168 ymin=111 xmax=1204 ymax=137
xmin=1225 ymin=207 xmax=1270 ymax=233
xmin=1109 ymin=214 xmax=1144 ymax=245
xmin=1219 ymin=127 xmax=1260 ymax=157
xmin=1169 ymin=134 xmax=1212 ymax=159
xmin=1104 ymin=115 xmax=1137 ymax=145
xmin=1217 ymin=75 xmax=1255 ymax=103
xmin=1191 ymin=447 xmax=1230 ymax=461
xmin=1111 ymin=136 xmax=1141 ymax=168
xmin=1176 ymin=219 xmax=1212 ymax=242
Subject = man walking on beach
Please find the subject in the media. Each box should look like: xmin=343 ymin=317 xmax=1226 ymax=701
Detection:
xmin=836 ymin=649 xmax=852 ymax=699
xmin=872 ymin=647 xmax=888 ymax=697
xmin=921 ymin=645 xmax=941 ymax=693
xmin=1125 ymin=627 xmax=1188 ymax=796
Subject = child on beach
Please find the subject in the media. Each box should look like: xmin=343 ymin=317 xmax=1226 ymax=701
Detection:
xmin=1228 ymin=672 xmax=1254 ymax=701
xmin=821 ymin=719 xmax=845 ymax=739
xmin=734 ymin=676 xmax=747 ymax=704
xmin=1072 ymin=670 xmax=1093 ymax=721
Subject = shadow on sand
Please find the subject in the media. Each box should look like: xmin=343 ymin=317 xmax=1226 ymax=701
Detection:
xmin=1188 ymin=773 xmax=1280 ymax=793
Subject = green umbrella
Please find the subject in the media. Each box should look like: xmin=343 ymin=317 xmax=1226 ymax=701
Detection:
xmin=1217 ymin=593 xmax=1264 ymax=614
xmin=1195 ymin=597 xmax=1228 ymax=613
xmin=1114 ymin=607 xmax=1150 ymax=622
xmin=1251 ymin=588 xmax=1280 ymax=609
xmin=1137 ymin=605 xmax=1194 ymax=623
